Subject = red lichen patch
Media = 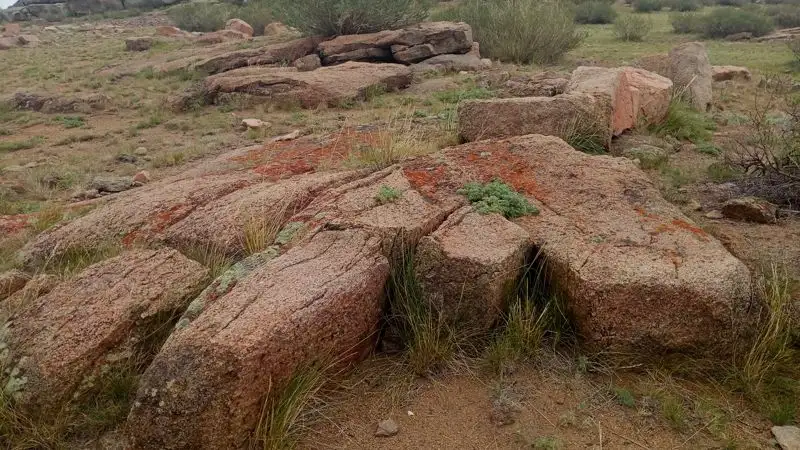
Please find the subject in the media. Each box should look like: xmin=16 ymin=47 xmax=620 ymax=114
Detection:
xmin=445 ymin=144 xmax=541 ymax=198
xmin=150 ymin=204 xmax=191 ymax=234
xmin=635 ymin=207 xmax=660 ymax=221
xmin=403 ymin=165 xmax=447 ymax=199
xmin=243 ymin=129 xmax=386 ymax=180
xmin=0 ymin=214 xmax=31 ymax=235
xmin=671 ymin=219 xmax=709 ymax=240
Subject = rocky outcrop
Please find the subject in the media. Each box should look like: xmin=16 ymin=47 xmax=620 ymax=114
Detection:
xmin=183 ymin=62 xmax=413 ymax=110
xmin=0 ymin=249 xmax=208 ymax=413
xmin=10 ymin=91 xmax=109 ymax=113
xmin=668 ymin=42 xmax=713 ymax=111
xmin=415 ymin=206 xmax=530 ymax=329
xmin=5 ymin=0 xmax=183 ymax=21
xmin=318 ymin=22 xmax=473 ymax=65
xmin=193 ymin=37 xmax=321 ymax=74
xmin=722 ymin=196 xmax=778 ymax=224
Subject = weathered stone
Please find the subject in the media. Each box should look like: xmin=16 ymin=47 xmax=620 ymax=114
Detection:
xmin=668 ymin=42 xmax=713 ymax=111
xmin=375 ymin=419 xmax=400 ymax=437
xmin=1 ymin=249 xmax=208 ymax=412
xmin=125 ymin=36 xmax=154 ymax=52
xmin=127 ymin=230 xmax=389 ymax=449
xmin=2 ymin=23 xmax=21 ymax=36
xmin=404 ymin=134 xmax=752 ymax=353
xmin=411 ymin=53 xmax=491 ymax=73
xmin=567 ymin=66 xmax=672 ymax=136
xmin=193 ymin=37 xmax=319 ymax=74
xmin=89 ymin=175 xmax=134 ymax=193
xmin=722 ymin=197 xmax=778 ymax=224
xmin=225 ymin=18 xmax=253 ymax=38
xmin=132 ymin=170 xmax=150 ymax=184
xmin=0 ymin=270 xmax=29 ymax=301
xmin=772 ymin=426 xmax=800 ymax=450
xmin=196 ymin=29 xmax=249 ymax=45
xmin=457 ymin=93 xmax=611 ymax=144
xmin=293 ymin=53 xmax=321 ymax=71
xmin=503 ymin=72 xmax=570 ymax=97
xmin=194 ymin=62 xmax=412 ymax=110
xmin=155 ymin=26 xmax=187 ymax=37
xmin=22 ymin=2 xmax=69 ymax=21
xmin=415 ymin=206 xmax=530 ymax=329
xmin=318 ymin=21 xmax=473 ymax=64
xmin=712 ymin=65 xmax=751 ymax=82
xmin=21 ymin=172 xmax=260 ymax=268
xmin=11 ymin=91 xmax=109 ymax=113
xmin=0 ymin=274 xmax=59 ymax=323
xmin=263 ymin=21 xmax=291 ymax=36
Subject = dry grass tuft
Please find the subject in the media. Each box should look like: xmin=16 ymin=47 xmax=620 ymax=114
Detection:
xmin=241 ymin=202 xmax=291 ymax=256
xmin=346 ymin=113 xmax=436 ymax=170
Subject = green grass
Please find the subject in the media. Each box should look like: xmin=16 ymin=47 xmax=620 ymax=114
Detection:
xmin=375 ymin=185 xmax=402 ymax=205
xmin=54 ymin=116 xmax=85 ymax=129
xmin=39 ymin=242 xmax=123 ymax=276
xmin=650 ymin=99 xmax=717 ymax=143
xmin=0 ymin=137 xmax=44 ymax=153
xmin=433 ymin=87 xmax=494 ymax=104
xmin=613 ymin=387 xmax=636 ymax=407
xmin=458 ymin=180 xmax=539 ymax=218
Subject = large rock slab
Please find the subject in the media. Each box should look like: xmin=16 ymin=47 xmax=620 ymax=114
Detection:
xmin=0 ymin=249 xmax=208 ymax=412
xmin=403 ymin=134 xmax=752 ymax=353
xmin=567 ymin=66 xmax=672 ymax=136
xmin=668 ymin=42 xmax=712 ymax=111
xmin=20 ymin=172 xmax=260 ymax=268
xmin=318 ymin=21 xmax=473 ymax=65
xmin=165 ymin=171 xmax=358 ymax=256
xmin=193 ymin=37 xmax=320 ymax=74
xmin=127 ymin=230 xmax=389 ymax=449
xmin=415 ymin=206 xmax=530 ymax=329
xmin=458 ymin=93 xmax=611 ymax=144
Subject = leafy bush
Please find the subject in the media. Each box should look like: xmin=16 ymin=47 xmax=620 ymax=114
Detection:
xmin=767 ymin=5 xmax=800 ymax=28
xmin=633 ymin=0 xmax=663 ymax=12
xmin=700 ymin=8 xmax=774 ymax=38
xmin=671 ymin=11 xmax=704 ymax=32
xmin=613 ymin=14 xmax=653 ymax=40
xmin=167 ymin=3 xmax=231 ymax=32
xmin=669 ymin=0 xmax=701 ymax=11
xmin=574 ymin=1 xmax=618 ymax=23
xmin=272 ymin=0 xmax=429 ymax=36
xmin=436 ymin=0 xmax=584 ymax=64
xmin=458 ymin=180 xmax=539 ymax=218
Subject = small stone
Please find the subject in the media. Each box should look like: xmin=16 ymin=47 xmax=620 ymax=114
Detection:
xmin=126 ymin=37 xmax=155 ymax=52
xmin=271 ymin=130 xmax=301 ymax=142
xmin=772 ymin=426 xmax=800 ymax=450
xmin=293 ymin=54 xmax=321 ymax=72
xmin=225 ymin=18 xmax=254 ymax=38
xmin=242 ymin=118 xmax=269 ymax=129
xmin=89 ymin=176 xmax=135 ymax=194
xmin=375 ymin=419 xmax=399 ymax=437
xmin=687 ymin=200 xmax=702 ymax=211
xmin=705 ymin=210 xmax=724 ymax=220
xmin=134 ymin=147 xmax=148 ymax=156
xmin=116 ymin=154 xmax=137 ymax=163
xmin=407 ymin=410 xmax=414 ymax=416
xmin=722 ymin=196 xmax=778 ymax=224
xmin=133 ymin=171 xmax=151 ymax=184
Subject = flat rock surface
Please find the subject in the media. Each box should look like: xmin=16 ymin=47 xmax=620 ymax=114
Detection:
xmin=1 ymin=249 xmax=208 ymax=412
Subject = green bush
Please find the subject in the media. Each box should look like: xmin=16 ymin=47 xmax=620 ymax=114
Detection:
xmin=671 ymin=11 xmax=704 ymax=32
xmin=458 ymin=180 xmax=539 ymax=218
xmin=613 ymin=14 xmax=653 ymax=40
xmin=633 ymin=0 xmax=663 ymax=12
xmin=668 ymin=0 xmax=701 ymax=11
xmin=701 ymin=8 xmax=774 ymax=38
xmin=235 ymin=0 xmax=275 ymax=36
xmin=574 ymin=1 xmax=618 ymax=24
xmin=767 ymin=5 xmax=800 ymax=28
xmin=716 ymin=0 xmax=749 ymax=6
xmin=167 ymin=3 xmax=231 ymax=32
xmin=272 ymin=0 xmax=429 ymax=36
xmin=437 ymin=0 xmax=584 ymax=64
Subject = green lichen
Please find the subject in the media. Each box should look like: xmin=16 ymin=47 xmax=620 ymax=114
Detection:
xmin=275 ymin=222 xmax=306 ymax=246
xmin=458 ymin=180 xmax=539 ymax=219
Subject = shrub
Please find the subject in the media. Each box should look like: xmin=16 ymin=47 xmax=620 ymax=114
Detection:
xmin=574 ymin=1 xmax=618 ymax=24
xmin=458 ymin=180 xmax=539 ymax=218
xmin=767 ymin=5 xmax=800 ymax=28
xmin=272 ymin=0 xmax=429 ymax=36
xmin=436 ymin=0 xmax=584 ymax=64
xmin=700 ymin=8 xmax=774 ymax=38
xmin=633 ymin=0 xmax=663 ymax=12
xmin=167 ymin=3 xmax=231 ymax=32
xmin=716 ymin=0 xmax=749 ymax=6
xmin=671 ymin=11 xmax=704 ymax=33
xmin=613 ymin=14 xmax=653 ymax=41
xmin=669 ymin=0 xmax=701 ymax=11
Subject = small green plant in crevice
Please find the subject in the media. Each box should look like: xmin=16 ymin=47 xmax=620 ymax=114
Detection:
xmin=660 ymin=394 xmax=688 ymax=431
xmin=252 ymin=363 xmax=329 ymax=450
xmin=55 ymin=116 xmax=85 ymax=129
xmin=180 ymin=242 xmax=234 ymax=280
xmin=560 ymin=118 xmax=607 ymax=154
xmin=613 ymin=387 xmax=636 ymax=407
xmin=375 ymin=185 xmax=402 ymax=205
xmin=459 ymin=180 xmax=539 ymax=218
xmin=650 ymin=99 xmax=716 ymax=143
xmin=385 ymin=251 xmax=458 ymax=376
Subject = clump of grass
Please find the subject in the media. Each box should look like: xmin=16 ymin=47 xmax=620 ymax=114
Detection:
xmin=375 ymin=185 xmax=402 ymax=205
xmin=699 ymin=8 xmax=775 ymax=38
xmin=434 ymin=87 xmax=494 ymax=104
xmin=649 ymin=99 xmax=716 ymax=143
xmin=633 ymin=0 xmax=663 ymax=12
xmin=150 ymin=151 xmax=186 ymax=168
xmin=54 ymin=116 xmax=85 ymax=129
xmin=180 ymin=242 xmax=233 ymax=280
xmin=613 ymin=14 xmax=653 ymax=41
xmin=273 ymin=0 xmax=428 ymax=36
xmin=486 ymin=295 xmax=557 ymax=375
xmin=613 ymin=387 xmax=636 ymax=407
xmin=560 ymin=118 xmax=607 ymax=154
xmin=32 ymin=204 xmax=64 ymax=233
xmin=574 ymin=1 xmax=618 ymax=24
xmin=167 ymin=2 xmax=231 ymax=32
xmin=436 ymin=0 xmax=584 ymax=64
xmin=0 ymin=137 xmax=44 ymax=153
xmin=241 ymin=202 xmax=290 ymax=256
xmin=252 ymin=364 xmax=329 ymax=450
xmin=458 ymin=180 xmax=539 ymax=218
xmin=135 ymin=111 xmax=165 ymax=130
xmin=39 ymin=242 xmax=123 ymax=276
xmin=347 ymin=116 xmax=434 ymax=170
xmin=660 ymin=394 xmax=687 ymax=431
xmin=533 ymin=436 xmax=563 ymax=450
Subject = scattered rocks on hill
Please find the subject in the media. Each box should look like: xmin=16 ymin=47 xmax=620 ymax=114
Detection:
xmin=668 ymin=42 xmax=713 ymax=111
xmin=415 ymin=206 xmax=530 ymax=329
xmin=181 ymin=62 xmax=413 ymax=110
xmin=125 ymin=36 xmax=155 ymax=52
xmin=10 ymin=91 xmax=109 ymax=113
xmin=722 ymin=196 xmax=778 ymax=224
xmin=0 ymin=34 xmax=39 ymax=50
xmin=0 ymin=249 xmax=208 ymax=413
xmin=318 ymin=21 xmax=473 ymax=65
xmin=712 ymin=65 xmax=751 ymax=82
